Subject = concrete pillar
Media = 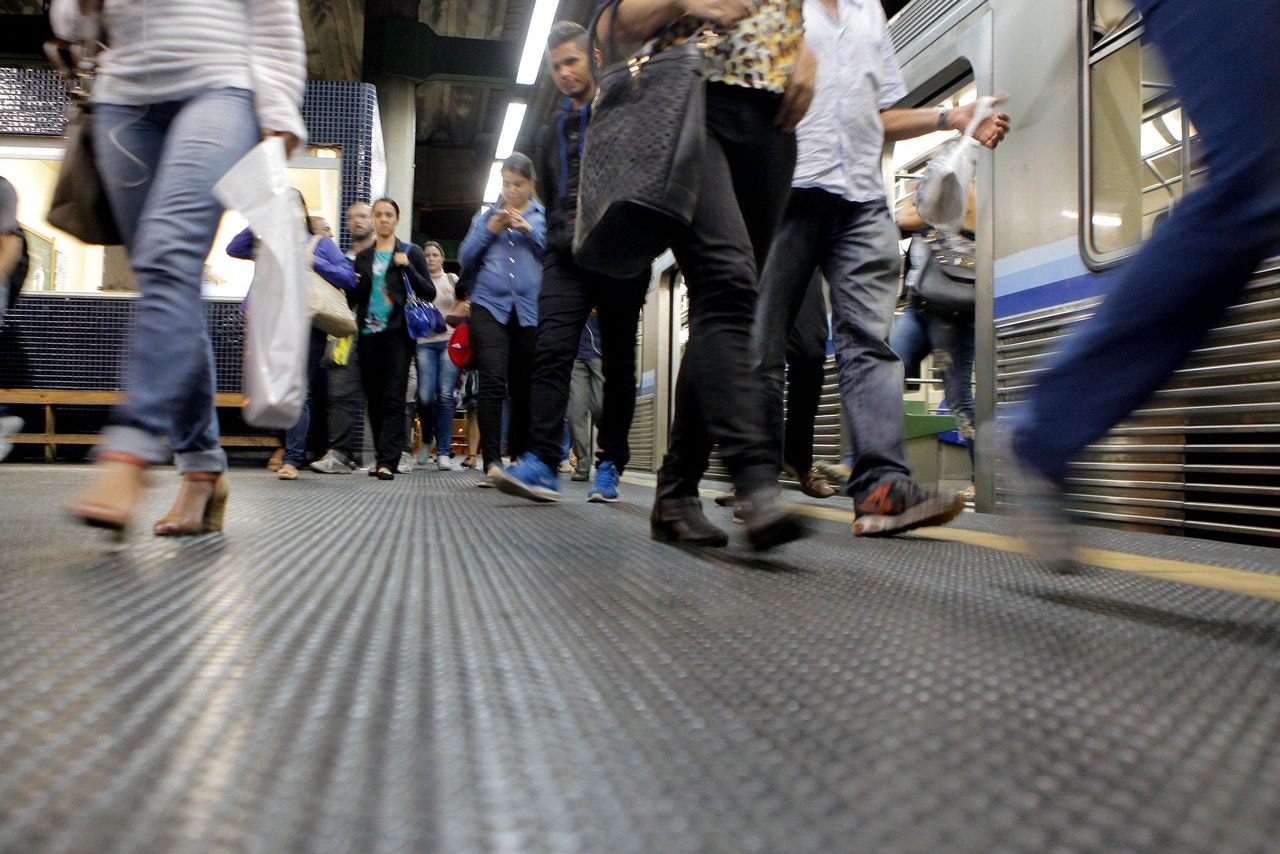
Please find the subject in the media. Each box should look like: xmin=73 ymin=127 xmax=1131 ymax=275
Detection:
xmin=373 ymin=75 xmax=417 ymax=243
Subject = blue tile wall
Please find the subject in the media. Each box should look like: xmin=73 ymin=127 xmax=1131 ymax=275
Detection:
xmin=0 ymin=75 xmax=379 ymax=398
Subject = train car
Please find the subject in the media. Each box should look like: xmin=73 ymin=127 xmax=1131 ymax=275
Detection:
xmin=623 ymin=0 xmax=1279 ymax=546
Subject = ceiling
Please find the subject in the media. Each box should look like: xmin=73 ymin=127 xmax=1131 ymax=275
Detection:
xmin=0 ymin=0 xmax=912 ymax=252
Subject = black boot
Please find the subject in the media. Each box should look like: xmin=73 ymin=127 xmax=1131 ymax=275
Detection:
xmin=650 ymin=496 xmax=729 ymax=547
xmin=736 ymin=484 xmax=807 ymax=551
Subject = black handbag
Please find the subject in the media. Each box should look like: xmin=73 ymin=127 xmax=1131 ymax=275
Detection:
xmin=45 ymin=40 xmax=122 ymax=246
xmin=572 ymin=1 xmax=708 ymax=278
xmin=909 ymin=230 xmax=975 ymax=315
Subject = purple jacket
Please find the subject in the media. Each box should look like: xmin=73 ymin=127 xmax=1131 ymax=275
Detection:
xmin=226 ymin=227 xmax=357 ymax=290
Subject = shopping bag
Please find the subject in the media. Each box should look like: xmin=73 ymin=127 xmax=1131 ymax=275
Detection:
xmin=212 ymin=137 xmax=310 ymax=429
xmin=915 ymin=96 xmax=998 ymax=230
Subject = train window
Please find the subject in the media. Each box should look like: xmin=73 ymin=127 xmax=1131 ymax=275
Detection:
xmin=1083 ymin=0 xmax=1204 ymax=263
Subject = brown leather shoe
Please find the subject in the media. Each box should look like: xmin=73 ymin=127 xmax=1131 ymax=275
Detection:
xmin=798 ymin=469 xmax=836 ymax=499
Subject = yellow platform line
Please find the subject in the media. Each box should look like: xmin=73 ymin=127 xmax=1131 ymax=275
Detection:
xmin=787 ymin=498 xmax=1280 ymax=603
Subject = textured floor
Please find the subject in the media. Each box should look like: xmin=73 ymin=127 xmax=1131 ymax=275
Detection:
xmin=3 ymin=463 xmax=1280 ymax=853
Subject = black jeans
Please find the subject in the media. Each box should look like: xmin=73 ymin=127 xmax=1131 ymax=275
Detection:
xmin=527 ymin=249 xmax=648 ymax=472
xmin=357 ymin=329 xmax=413 ymax=470
xmin=470 ymin=304 xmax=536 ymax=472
xmin=659 ymin=83 xmax=797 ymax=497
xmin=326 ymin=337 xmax=363 ymax=461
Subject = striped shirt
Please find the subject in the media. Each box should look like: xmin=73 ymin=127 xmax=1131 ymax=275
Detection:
xmin=50 ymin=0 xmax=307 ymax=143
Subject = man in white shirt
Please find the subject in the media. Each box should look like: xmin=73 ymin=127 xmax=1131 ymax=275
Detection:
xmin=752 ymin=0 xmax=1007 ymax=536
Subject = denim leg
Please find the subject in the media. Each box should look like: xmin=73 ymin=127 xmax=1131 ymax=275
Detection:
xmin=1014 ymin=0 xmax=1280 ymax=482
xmin=94 ymin=89 xmax=258 ymax=472
xmin=527 ymin=251 xmax=594 ymax=466
xmin=431 ymin=341 xmax=459 ymax=456
xmin=415 ymin=341 xmax=439 ymax=449
xmin=889 ymin=301 xmax=932 ymax=383
xmin=755 ymin=189 xmax=838 ymax=470
xmin=821 ymin=199 xmax=911 ymax=499
xmin=282 ymin=330 xmax=327 ymax=467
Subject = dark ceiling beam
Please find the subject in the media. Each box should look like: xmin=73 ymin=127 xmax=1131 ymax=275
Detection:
xmin=367 ymin=17 xmax=519 ymax=86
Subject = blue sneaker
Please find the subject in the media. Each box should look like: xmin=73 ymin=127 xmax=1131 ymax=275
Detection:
xmin=587 ymin=460 xmax=621 ymax=503
xmin=489 ymin=452 xmax=561 ymax=502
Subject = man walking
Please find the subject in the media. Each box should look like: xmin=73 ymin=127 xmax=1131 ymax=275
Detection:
xmin=489 ymin=21 xmax=650 ymax=504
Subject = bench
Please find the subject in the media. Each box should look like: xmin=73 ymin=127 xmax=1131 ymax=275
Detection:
xmin=0 ymin=389 xmax=278 ymax=461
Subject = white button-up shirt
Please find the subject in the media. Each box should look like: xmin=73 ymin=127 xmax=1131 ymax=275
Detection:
xmin=792 ymin=0 xmax=907 ymax=203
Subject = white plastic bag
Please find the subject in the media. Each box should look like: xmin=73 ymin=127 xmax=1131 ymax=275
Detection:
xmin=212 ymin=137 xmax=310 ymax=429
xmin=915 ymin=96 xmax=998 ymax=230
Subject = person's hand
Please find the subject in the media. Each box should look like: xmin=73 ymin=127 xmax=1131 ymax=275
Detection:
xmin=261 ymin=130 xmax=301 ymax=157
xmin=950 ymin=95 xmax=1010 ymax=149
xmin=487 ymin=210 xmax=511 ymax=234
xmin=775 ymin=40 xmax=816 ymax=132
xmin=392 ymin=251 xmax=410 ymax=267
xmin=506 ymin=209 xmax=533 ymax=236
xmin=681 ymin=0 xmax=755 ymax=29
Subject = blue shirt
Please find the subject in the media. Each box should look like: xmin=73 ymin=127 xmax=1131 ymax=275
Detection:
xmin=458 ymin=199 xmax=546 ymax=327
xmin=793 ymin=0 xmax=907 ymax=202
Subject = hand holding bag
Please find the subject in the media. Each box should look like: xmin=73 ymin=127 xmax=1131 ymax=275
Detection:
xmin=44 ymin=39 xmax=122 ymax=246
xmin=572 ymin=1 xmax=711 ymax=278
xmin=914 ymin=95 xmax=998 ymax=230
xmin=305 ymin=236 xmax=358 ymax=337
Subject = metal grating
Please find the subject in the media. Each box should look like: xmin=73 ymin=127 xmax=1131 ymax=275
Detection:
xmin=995 ymin=262 xmax=1280 ymax=544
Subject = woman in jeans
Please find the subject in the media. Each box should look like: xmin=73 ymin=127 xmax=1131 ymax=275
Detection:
xmin=601 ymin=0 xmax=814 ymax=550
xmin=351 ymin=198 xmax=435 ymax=480
xmin=458 ymin=152 xmax=546 ymax=480
xmin=414 ymin=240 xmax=461 ymax=470
xmin=59 ymin=0 xmax=306 ymax=536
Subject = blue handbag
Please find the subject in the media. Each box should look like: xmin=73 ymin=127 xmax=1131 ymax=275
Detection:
xmin=402 ymin=262 xmax=447 ymax=339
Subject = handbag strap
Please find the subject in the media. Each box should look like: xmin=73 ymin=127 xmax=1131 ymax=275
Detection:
xmin=588 ymin=0 xmax=719 ymax=69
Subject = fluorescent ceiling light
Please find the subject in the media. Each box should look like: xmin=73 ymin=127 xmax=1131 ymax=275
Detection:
xmin=495 ymin=102 xmax=528 ymax=160
xmin=483 ymin=160 xmax=504 ymax=205
xmin=516 ymin=0 xmax=560 ymax=85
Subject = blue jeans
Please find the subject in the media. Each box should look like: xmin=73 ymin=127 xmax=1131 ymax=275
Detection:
xmin=1012 ymin=0 xmax=1280 ymax=483
xmin=282 ymin=329 xmax=329 ymax=467
xmin=93 ymin=88 xmax=259 ymax=473
xmin=891 ymin=300 xmax=975 ymax=474
xmin=755 ymin=188 xmax=906 ymax=500
xmin=415 ymin=339 xmax=459 ymax=455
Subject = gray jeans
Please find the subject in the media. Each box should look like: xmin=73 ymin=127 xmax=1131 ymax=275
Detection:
xmin=568 ymin=357 xmax=604 ymax=475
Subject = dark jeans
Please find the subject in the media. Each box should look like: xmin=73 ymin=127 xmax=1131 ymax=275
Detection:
xmin=357 ymin=329 xmax=414 ymax=470
xmin=782 ymin=272 xmax=830 ymax=476
xmin=755 ymin=188 xmax=905 ymax=500
xmin=659 ymin=83 xmax=797 ymax=497
xmin=1012 ymin=0 xmax=1280 ymax=483
xmin=471 ymin=304 xmax=536 ymax=472
xmin=527 ymin=249 xmax=648 ymax=472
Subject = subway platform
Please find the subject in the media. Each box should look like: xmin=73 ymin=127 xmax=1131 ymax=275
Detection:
xmin=2 ymin=463 xmax=1280 ymax=852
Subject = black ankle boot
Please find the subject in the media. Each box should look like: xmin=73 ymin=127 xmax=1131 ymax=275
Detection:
xmin=736 ymin=485 xmax=807 ymax=551
xmin=650 ymin=496 xmax=729 ymax=547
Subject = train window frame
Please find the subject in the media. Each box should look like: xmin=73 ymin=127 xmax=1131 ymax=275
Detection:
xmin=1080 ymin=0 xmax=1203 ymax=270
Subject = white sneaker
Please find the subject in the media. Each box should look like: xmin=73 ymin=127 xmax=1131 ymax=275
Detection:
xmin=437 ymin=454 xmax=453 ymax=470
xmin=397 ymin=451 xmax=415 ymax=474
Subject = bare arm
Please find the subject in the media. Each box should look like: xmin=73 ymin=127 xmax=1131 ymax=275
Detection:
xmin=0 ymin=234 xmax=21 ymax=280
xmin=881 ymin=99 xmax=1010 ymax=149
xmin=603 ymin=0 xmax=754 ymax=43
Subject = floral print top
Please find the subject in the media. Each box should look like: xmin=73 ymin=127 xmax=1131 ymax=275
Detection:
xmin=643 ymin=0 xmax=804 ymax=94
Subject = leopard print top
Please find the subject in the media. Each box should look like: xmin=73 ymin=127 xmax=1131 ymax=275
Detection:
xmin=645 ymin=0 xmax=804 ymax=94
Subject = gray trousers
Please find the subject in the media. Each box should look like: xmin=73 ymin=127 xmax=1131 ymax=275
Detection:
xmin=568 ymin=357 xmax=604 ymax=476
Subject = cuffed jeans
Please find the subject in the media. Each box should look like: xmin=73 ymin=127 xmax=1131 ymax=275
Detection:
xmin=94 ymin=88 xmax=259 ymax=473
xmin=756 ymin=188 xmax=906 ymax=500
xmin=1012 ymin=0 xmax=1280 ymax=483
xmin=527 ymin=249 xmax=647 ymax=473
xmin=659 ymin=83 xmax=797 ymax=497
xmin=415 ymin=339 xmax=459 ymax=455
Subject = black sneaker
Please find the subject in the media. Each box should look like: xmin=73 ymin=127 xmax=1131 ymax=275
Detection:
xmin=852 ymin=477 xmax=963 ymax=536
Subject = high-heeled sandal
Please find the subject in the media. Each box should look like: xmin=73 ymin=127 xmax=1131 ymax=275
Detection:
xmin=153 ymin=471 xmax=230 ymax=536
xmin=68 ymin=452 xmax=149 ymax=534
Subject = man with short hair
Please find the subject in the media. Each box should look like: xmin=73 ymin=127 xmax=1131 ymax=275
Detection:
xmin=310 ymin=201 xmax=372 ymax=473
xmin=489 ymin=20 xmax=650 ymax=504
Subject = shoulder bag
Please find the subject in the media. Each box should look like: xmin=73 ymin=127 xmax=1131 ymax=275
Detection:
xmin=572 ymin=0 xmax=711 ymax=278
xmin=306 ymin=236 xmax=358 ymax=337
xmin=910 ymin=230 xmax=976 ymax=316
xmin=44 ymin=39 xmax=122 ymax=246
xmin=402 ymin=247 xmax=447 ymax=339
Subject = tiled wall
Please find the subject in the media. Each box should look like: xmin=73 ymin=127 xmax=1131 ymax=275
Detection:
xmin=0 ymin=74 xmax=378 ymax=395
